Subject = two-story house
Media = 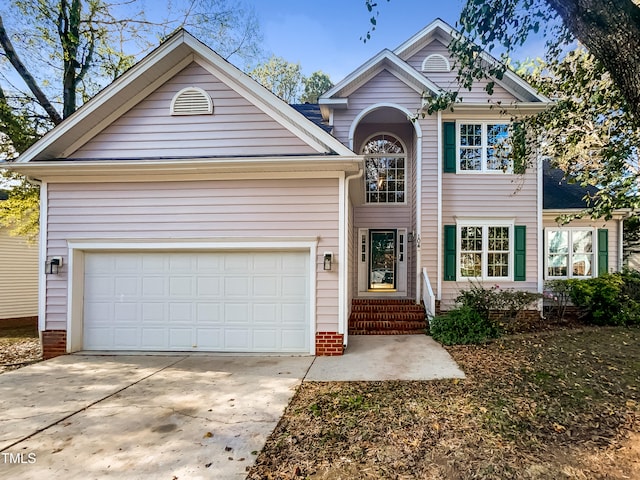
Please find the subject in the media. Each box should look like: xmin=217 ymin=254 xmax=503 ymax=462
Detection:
xmin=7 ymin=19 xmax=626 ymax=359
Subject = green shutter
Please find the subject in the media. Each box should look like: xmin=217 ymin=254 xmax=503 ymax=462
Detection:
xmin=514 ymin=225 xmax=526 ymax=281
xmin=443 ymin=122 xmax=456 ymax=173
xmin=444 ymin=225 xmax=456 ymax=281
xmin=598 ymin=229 xmax=609 ymax=276
xmin=512 ymin=122 xmax=526 ymax=174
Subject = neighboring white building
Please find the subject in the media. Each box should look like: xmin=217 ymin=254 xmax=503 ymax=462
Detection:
xmin=0 ymin=226 xmax=39 ymax=320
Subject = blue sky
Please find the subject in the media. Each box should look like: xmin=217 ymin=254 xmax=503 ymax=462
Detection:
xmin=245 ymin=0 xmax=546 ymax=82
xmin=247 ymin=0 xmax=465 ymax=80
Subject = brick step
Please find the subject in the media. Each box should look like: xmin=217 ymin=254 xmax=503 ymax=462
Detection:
xmin=350 ymin=306 xmax=426 ymax=314
xmin=349 ymin=298 xmax=427 ymax=335
xmin=349 ymin=329 xmax=427 ymax=335
xmin=351 ymin=298 xmax=416 ymax=305
xmin=349 ymin=312 xmax=426 ymax=321
xmin=349 ymin=319 xmax=427 ymax=331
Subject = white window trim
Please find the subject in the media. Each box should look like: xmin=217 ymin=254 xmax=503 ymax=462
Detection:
xmin=457 ymin=219 xmax=515 ymax=281
xmin=456 ymin=120 xmax=513 ymax=174
xmin=544 ymin=227 xmax=596 ymax=280
xmin=361 ymin=132 xmax=408 ymax=205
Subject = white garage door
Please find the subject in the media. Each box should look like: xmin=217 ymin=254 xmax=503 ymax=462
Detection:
xmin=83 ymin=251 xmax=310 ymax=352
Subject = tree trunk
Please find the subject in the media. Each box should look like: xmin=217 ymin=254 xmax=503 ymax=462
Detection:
xmin=545 ymin=0 xmax=640 ymax=123
xmin=0 ymin=15 xmax=62 ymax=125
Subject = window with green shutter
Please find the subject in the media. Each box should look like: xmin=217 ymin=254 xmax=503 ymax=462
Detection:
xmin=443 ymin=122 xmax=456 ymax=173
xmin=444 ymin=225 xmax=456 ymax=281
xmin=598 ymin=229 xmax=609 ymax=276
xmin=514 ymin=225 xmax=526 ymax=281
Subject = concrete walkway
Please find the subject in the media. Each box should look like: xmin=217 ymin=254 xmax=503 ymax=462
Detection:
xmin=0 ymin=336 xmax=463 ymax=479
xmin=306 ymin=335 xmax=466 ymax=381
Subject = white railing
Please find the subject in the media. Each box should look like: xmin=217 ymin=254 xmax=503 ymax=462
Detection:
xmin=421 ymin=267 xmax=435 ymax=322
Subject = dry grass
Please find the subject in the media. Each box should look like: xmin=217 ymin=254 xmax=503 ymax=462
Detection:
xmin=248 ymin=327 xmax=640 ymax=479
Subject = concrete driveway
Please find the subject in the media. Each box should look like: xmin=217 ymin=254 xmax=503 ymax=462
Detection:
xmin=0 ymin=336 xmax=464 ymax=479
xmin=0 ymin=354 xmax=313 ymax=479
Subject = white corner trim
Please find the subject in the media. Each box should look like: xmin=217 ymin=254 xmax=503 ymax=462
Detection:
xmin=436 ymin=111 xmax=443 ymax=302
xmin=37 ymin=182 xmax=47 ymax=333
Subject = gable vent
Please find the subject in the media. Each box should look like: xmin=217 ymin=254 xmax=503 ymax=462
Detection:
xmin=170 ymin=87 xmax=213 ymax=115
xmin=421 ymin=54 xmax=451 ymax=73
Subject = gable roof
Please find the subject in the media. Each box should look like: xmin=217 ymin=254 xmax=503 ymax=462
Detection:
xmin=319 ymin=49 xmax=442 ymax=113
xmin=16 ymin=29 xmax=355 ymax=164
xmin=319 ymin=18 xmax=549 ymax=112
xmin=393 ymin=18 xmax=550 ymax=104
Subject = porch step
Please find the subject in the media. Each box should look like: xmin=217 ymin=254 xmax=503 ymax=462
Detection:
xmin=349 ymin=299 xmax=428 ymax=335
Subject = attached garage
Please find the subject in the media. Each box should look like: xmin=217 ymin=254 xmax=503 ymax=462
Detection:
xmin=80 ymin=250 xmax=312 ymax=353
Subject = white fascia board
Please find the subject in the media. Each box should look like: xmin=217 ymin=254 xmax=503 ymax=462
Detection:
xmin=321 ymin=49 xmax=441 ymax=101
xmin=318 ymin=98 xmax=348 ymax=108
xmin=393 ymin=18 xmax=453 ymax=58
xmin=440 ymin=102 xmax=550 ymax=116
xmin=543 ymin=209 xmax=632 ymax=220
xmin=4 ymin=155 xmax=364 ymax=182
xmin=17 ymin=31 xmax=192 ymax=163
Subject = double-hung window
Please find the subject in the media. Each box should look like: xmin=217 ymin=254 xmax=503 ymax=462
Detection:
xmin=546 ymin=229 xmax=594 ymax=278
xmin=458 ymin=122 xmax=512 ymax=173
xmin=458 ymin=221 xmax=513 ymax=280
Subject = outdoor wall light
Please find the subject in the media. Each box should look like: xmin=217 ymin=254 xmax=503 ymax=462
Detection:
xmin=45 ymin=256 xmax=63 ymax=275
xmin=323 ymin=252 xmax=333 ymax=271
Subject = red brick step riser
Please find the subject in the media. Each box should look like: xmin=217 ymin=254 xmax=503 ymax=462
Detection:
xmin=349 ymin=299 xmax=428 ymax=335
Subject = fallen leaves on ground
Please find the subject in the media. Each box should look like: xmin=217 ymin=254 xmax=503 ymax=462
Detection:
xmin=248 ymin=327 xmax=640 ymax=480
xmin=0 ymin=325 xmax=41 ymax=373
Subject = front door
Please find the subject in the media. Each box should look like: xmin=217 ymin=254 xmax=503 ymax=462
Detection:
xmin=369 ymin=230 xmax=396 ymax=290
xmin=358 ymin=228 xmax=407 ymax=296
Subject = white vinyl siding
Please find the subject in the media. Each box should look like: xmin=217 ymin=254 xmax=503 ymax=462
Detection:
xmin=44 ymin=178 xmax=340 ymax=332
xmin=0 ymin=229 xmax=39 ymax=319
xmin=70 ymin=62 xmax=317 ymax=159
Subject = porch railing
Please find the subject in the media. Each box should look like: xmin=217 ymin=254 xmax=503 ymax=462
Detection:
xmin=421 ymin=267 xmax=435 ymax=322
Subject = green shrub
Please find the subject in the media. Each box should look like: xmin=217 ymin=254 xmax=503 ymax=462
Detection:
xmin=561 ymin=271 xmax=640 ymax=326
xmin=455 ymin=282 xmax=542 ymax=323
xmin=430 ymin=306 xmax=500 ymax=345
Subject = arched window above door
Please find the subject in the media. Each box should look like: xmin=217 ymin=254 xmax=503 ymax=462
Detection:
xmin=362 ymin=133 xmax=406 ymax=204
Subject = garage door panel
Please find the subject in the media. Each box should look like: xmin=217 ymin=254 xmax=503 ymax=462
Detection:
xmin=83 ymin=251 xmax=310 ymax=352
xmin=114 ymin=303 xmax=137 ymax=322
xmin=253 ymin=330 xmax=278 ymax=349
xmin=113 ymin=328 xmax=138 ymax=348
xmin=282 ymin=329 xmax=307 ymax=349
xmin=168 ymin=328 xmax=193 ymax=348
xmin=141 ymin=328 xmax=168 ymax=348
xmin=225 ymin=329 xmax=250 ymax=349
xmin=254 ymin=304 xmax=278 ymax=323
xmin=197 ymin=277 xmax=221 ymax=296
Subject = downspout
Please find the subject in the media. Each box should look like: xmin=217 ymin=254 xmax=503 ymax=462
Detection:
xmin=341 ymin=167 xmax=364 ymax=348
xmin=26 ymin=176 xmax=47 ymax=337
xmin=619 ymin=216 xmax=625 ymax=271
